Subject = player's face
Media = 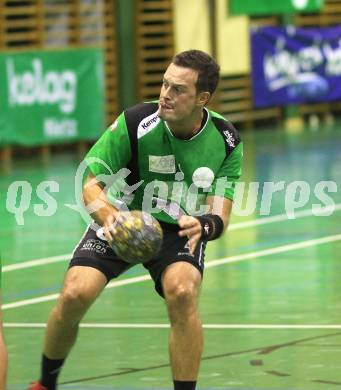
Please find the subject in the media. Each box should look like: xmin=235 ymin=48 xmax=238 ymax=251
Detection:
xmin=158 ymin=63 xmax=202 ymax=123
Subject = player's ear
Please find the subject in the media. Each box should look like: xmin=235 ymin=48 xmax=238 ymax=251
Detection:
xmin=197 ymin=91 xmax=211 ymax=106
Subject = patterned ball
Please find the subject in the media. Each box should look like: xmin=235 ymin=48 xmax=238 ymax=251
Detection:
xmin=111 ymin=210 xmax=163 ymax=264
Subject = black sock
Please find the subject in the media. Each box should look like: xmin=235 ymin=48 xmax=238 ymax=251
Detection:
xmin=173 ymin=380 xmax=197 ymax=390
xmin=40 ymin=354 xmax=65 ymax=390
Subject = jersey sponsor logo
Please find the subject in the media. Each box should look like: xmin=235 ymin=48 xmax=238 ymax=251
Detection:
xmin=142 ymin=115 xmax=158 ymax=129
xmin=149 ymin=155 xmax=176 ymax=174
xmin=138 ymin=111 xmax=160 ymax=139
xmin=223 ymin=130 xmax=235 ymax=148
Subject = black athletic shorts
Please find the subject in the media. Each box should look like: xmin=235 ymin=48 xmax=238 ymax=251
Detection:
xmin=69 ymin=221 xmax=206 ymax=297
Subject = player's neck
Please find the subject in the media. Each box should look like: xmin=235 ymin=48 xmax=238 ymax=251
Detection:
xmin=167 ymin=109 xmax=205 ymax=140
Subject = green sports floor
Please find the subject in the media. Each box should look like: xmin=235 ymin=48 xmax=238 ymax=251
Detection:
xmin=1 ymin=124 xmax=341 ymax=389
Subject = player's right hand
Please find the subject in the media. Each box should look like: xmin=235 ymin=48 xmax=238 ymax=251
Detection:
xmin=103 ymin=213 xmax=117 ymax=247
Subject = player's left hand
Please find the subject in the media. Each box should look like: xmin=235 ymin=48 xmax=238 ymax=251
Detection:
xmin=178 ymin=215 xmax=202 ymax=255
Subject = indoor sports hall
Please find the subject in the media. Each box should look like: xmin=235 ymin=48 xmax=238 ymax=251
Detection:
xmin=1 ymin=1 xmax=341 ymax=389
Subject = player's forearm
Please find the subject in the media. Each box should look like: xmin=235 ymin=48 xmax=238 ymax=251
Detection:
xmin=82 ymin=178 xmax=118 ymax=227
xmin=205 ymin=196 xmax=232 ymax=231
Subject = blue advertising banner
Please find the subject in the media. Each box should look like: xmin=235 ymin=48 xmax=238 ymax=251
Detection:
xmin=251 ymin=26 xmax=341 ymax=107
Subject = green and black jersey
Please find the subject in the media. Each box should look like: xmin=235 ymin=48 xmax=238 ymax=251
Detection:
xmin=86 ymin=102 xmax=243 ymax=224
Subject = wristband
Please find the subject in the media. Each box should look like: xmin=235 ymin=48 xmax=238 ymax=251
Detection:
xmin=196 ymin=214 xmax=224 ymax=241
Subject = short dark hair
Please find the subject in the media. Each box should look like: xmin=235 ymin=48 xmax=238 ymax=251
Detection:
xmin=172 ymin=49 xmax=220 ymax=95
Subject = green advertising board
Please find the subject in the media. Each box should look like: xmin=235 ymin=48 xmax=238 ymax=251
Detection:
xmin=0 ymin=47 xmax=105 ymax=146
xmin=230 ymin=0 xmax=324 ymax=16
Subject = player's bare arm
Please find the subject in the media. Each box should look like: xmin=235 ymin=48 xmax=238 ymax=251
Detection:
xmin=178 ymin=196 xmax=232 ymax=254
xmin=82 ymin=172 xmax=118 ymax=244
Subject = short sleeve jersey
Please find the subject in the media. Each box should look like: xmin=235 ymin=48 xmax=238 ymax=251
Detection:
xmin=85 ymin=102 xmax=243 ymax=224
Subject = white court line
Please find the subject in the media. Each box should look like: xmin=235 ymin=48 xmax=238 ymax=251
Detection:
xmin=3 ymin=202 xmax=341 ymax=273
xmin=3 ymin=233 xmax=341 ymax=311
xmin=4 ymin=322 xmax=341 ymax=330
xmin=206 ymin=233 xmax=341 ymax=268
xmin=3 ymin=254 xmax=71 ymax=272
xmin=2 ymin=275 xmax=151 ymax=310
xmin=229 ymin=203 xmax=341 ymax=231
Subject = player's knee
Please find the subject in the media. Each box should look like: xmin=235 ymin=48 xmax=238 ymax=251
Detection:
xmin=165 ymin=282 xmax=199 ymax=327
xmin=165 ymin=281 xmax=197 ymax=308
xmin=58 ymin=287 xmax=91 ymax=319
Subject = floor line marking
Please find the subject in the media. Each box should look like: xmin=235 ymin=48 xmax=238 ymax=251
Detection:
xmin=206 ymin=233 xmax=341 ymax=269
xmin=3 ymin=202 xmax=341 ymax=273
xmin=3 ymin=233 xmax=341 ymax=311
xmin=4 ymin=322 xmax=341 ymax=330
xmin=229 ymin=203 xmax=341 ymax=231
xmin=3 ymin=254 xmax=71 ymax=272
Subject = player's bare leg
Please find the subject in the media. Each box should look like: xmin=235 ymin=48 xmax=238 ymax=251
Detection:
xmin=162 ymin=262 xmax=203 ymax=388
xmin=28 ymin=266 xmax=108 ymax=390
xmin=0 ymin=302 xmax=8 ymax=390
xmin=44 ymin=266 xmax=107 ymax=358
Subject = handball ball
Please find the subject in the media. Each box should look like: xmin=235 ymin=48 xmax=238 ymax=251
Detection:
xmin=111 ymin=210 xmax=163 ymax=264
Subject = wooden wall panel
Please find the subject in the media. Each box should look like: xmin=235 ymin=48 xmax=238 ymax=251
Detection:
xmin=0 ymin=0 xmax=118 ymax=127
xmin=135 ymin=0 xmax=174 ymax=101
xmin=295 ymin=0 xmax=341 ymax=26
xmin=216 ymin=75 xmax=282 ymax=127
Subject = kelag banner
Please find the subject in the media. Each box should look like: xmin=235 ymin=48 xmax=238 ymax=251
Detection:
xmin=230 ymin=0 xmax=324 ymax=16
xmin=251 ymin=26 xmax=341 ymax=107
xmin=0 ymin=48 xmax=104 ymax=146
